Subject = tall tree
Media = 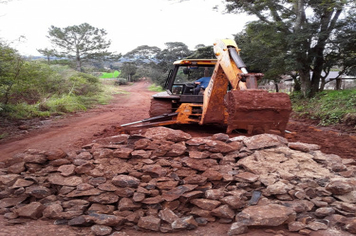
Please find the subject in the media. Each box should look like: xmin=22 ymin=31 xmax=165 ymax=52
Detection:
xmin=186 ymin=45 xmax=215 ymax=59
xmin=157 ymin=42 xmax=191 ymax=63
xmin=225 ymin=0 xmax=356 ymax=97
xmin=124 ymin=45 xmax=161 ymax=64
xmin=47 ymin=23 xmax=121 ymax=71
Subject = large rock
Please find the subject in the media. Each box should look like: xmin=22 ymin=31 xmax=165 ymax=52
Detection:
xmin=137 ymin=215 xmax=161 ymax=231
xmin=238 ymin=204 xmax=296 ymax=226
xmin=237 ymin=147 xmax=333 ymax=179
xmin=112 ymin=175 xmax=140 ymax=188
xmin=144 ymin=127 xmax=191 ymax=142
xmin=15 ymin=202 xmax=45 ymax=219
xmin=47 ymin=173 xmax=83 ymax=186
xmin=242 ymin=134 xmax=287 ymax=150
xmin=326 ymin=178 xmax=355 ymax=195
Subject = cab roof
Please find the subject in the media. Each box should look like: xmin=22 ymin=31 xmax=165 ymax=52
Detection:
xmin=173 ymin=59 xmax=217 ymax=66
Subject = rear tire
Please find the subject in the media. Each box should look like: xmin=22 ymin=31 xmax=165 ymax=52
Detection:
xmin=149 ymin=99 xmax=173 ymax=117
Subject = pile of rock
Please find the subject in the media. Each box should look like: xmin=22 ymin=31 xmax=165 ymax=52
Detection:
xmin=1 ymin=127 xmax=356 ymax=235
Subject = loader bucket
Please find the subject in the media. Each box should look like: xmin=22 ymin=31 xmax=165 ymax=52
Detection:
xmin=225 ymin=90 xmax=292 ymax=135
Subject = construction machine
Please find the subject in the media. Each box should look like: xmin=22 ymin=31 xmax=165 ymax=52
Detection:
xmin=121 ymin=39 xmax=292 ymax=135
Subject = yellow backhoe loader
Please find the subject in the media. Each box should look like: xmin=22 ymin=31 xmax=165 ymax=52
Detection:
xmin=121 ymin=39 xmax=292 ymax=135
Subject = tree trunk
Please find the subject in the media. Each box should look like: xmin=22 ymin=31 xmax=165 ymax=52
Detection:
xmin=335 ymin=78 xmax=342 ymax=90
xmin=299 ymin=69 xmax=311 ymax=97
xmin=76 ymin=49 xmax=82 ymax=71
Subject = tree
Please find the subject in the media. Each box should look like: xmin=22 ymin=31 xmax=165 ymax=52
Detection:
xmin=186 ymin=45 xmax=215 ymax=59
xmin=37 ymin=48 xmax=57 ymax=64
xmin=120 ymin=62 xmax=138 ymax=82
xmin=47 ymin=23 xmax=121 ymax=71
xmin=0 ymin=42 xmax=23 ymax=104
xmin=225 ymin=0 xmax=356 ymax=97
xmin=157 ymin=42 xmax=191 ymax=63
xmin=124 ymin=45 xmax=161 ymax=65
xmin=234 ymin=22 xmax=297 ymax=91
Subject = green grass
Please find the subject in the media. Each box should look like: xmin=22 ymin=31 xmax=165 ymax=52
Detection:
xmin=148 ymin=84 xmax=164 ymax=92
xmin=100 ymin=70 xmax=121 ymax=78
xmin=291 ymin=90 xmax=356 ymax=126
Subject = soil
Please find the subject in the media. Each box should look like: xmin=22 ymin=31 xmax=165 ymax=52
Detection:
xmin=0 ymin=80 xmax=355 ymax=236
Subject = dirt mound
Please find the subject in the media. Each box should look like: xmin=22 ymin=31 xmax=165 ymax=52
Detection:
xmin=1 ymin=127 xmax=356 ymax=235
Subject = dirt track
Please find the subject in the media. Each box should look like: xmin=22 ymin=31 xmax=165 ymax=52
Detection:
xmin=0 ymin=81 xmax=355 ymax=236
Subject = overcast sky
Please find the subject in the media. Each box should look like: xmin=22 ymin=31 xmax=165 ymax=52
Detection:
xmin=0 ymin=0 xmax=255 ymax=56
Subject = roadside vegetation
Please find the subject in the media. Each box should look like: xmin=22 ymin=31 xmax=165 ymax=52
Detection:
xmin=291 ymin=90 xmax=356 ymax=127
xmin=0 ymin=42 xmax=125 ymax=121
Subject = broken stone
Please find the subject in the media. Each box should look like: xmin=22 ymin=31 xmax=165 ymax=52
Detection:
xmin=182 ymin=157 xmax=218 ymax=171
xmin=190 ymin=199 xmax=221 ymax=211
xmin=288 ymin=221 xmax=306 ymax=232
xmin=15 ymin=202 xmax=45 ymax=219
xmin=0 ymin=174 xmax=20 ymax=185
xmin=306 ymin=221 xmax=328 ymax=231
xmin=42 ymin=204 xmax=63 ymax=219
xmin=86 ymin=213 xmax=125 ymax=226
xmin=113 ymin=148 xmax=133 ymax=159
xmin=111 ymin=175 xmax=140 ymax=188
xmin=66 ymin=188 xmax=102 ymax=198
xmin=137 ymin=215 xmax=161 ymax=231
xmin=0 ymin=195 xmax=28 ymax=208
xmin=88 ymin=192 xmax=119 ymax=204
xmin=68 ymin=215 xmax=92 ymax=226
xmin=91 ymin=224 xmax=112 ymax=236
xmin=205 ymin=188 xmax=224 ymax=200
xmin=57 ymin=164 xmax=76 ymax=176
xmin=87 ymin=204 xmax=115 ymax=215
xmin=26 ymin=185 xmax=51 ymax=198
xmin=162 ymin=184 xmax=198 ymax=202
xmin=158 ymin=208 xmax=179 ymax=224
xmin=45 ymin=149 xmax=67 ymax=161
xmin=228 ymin=221 xmax=248 ymax=235
xmin=47 ymin=173 xmax=83 ymax=186
xmin=326 ymin=179 xmax=354 ymax=195
xmin=144 ymin=127 xmax=191 ymax=142
xmin=288 ymin=142 xmax=320 ymax=152
xmin=211 ymin=205 xmax=235 ymax=219
xmin=7 ymin=162 xmax=26 ymax=174
xmin=11 ymin=178 xmax=34 ymax=188
xmin=172 ymin=216 xmax=198 ymax=230
xmin=235 ymin=172 xmax=259 ymax=183
xmin=118 ymin=198 xmax=141 ymax=211
xmin=243 ymin=134 xmax=287 ymax=150
xmin=239 ymin=204 xmax=296 ymax=226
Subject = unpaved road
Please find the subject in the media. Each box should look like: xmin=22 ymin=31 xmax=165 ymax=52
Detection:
xmin=0 ymin=81 xmax=355 ymax=236
xmin=1 ymin=80 xmax=355 ymax=161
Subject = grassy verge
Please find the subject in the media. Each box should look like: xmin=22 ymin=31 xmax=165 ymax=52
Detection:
xmin=291 ymin=90 xmax=356 ymax=127
xmin=148 ymin=84 xmax=163 ymax=92
xmin=0 ymin=79 xmax=127 ymax=120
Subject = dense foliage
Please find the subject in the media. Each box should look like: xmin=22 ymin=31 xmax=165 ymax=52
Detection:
xmin=0 ymin=42 xmax=106 ymax=119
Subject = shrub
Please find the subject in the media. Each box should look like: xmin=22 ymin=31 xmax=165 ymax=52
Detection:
xmin=114 ymin=78 xmax=128 ymax=86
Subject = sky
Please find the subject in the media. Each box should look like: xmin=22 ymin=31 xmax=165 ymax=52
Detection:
xmin=0 ymin=0 xmax=255 ymax=56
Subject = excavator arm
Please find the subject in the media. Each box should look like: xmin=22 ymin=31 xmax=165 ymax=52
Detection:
xmin=200 ymin=39 xmax=291 ymax=134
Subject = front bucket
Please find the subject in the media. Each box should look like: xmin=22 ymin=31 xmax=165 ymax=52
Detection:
xmin=225 ymin=90 xmax=292 ymax=135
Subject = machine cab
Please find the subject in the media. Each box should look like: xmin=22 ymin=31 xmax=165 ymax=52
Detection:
xmin=164 ymin=59 xmax=217 ymax=103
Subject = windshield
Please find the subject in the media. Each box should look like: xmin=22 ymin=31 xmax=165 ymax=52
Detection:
xmin=174 ymin=65 xmax=215 ymax=83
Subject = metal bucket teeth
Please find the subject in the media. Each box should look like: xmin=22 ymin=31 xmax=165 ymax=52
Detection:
xmin=225 ymin=90 xmax=292 ymax=135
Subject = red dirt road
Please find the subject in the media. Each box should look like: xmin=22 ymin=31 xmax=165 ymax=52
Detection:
xmin=0 ymin=81 xmax=355 ymax=236
xmin=1 ymin=80 xmax=355 ymax=161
